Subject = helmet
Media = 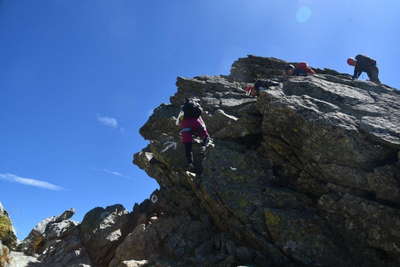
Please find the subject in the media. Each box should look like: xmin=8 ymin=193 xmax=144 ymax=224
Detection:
xmin=347 ymin=58 xmax=356 ymax=66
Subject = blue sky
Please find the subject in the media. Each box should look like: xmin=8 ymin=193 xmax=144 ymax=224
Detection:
xmin=0 ymin=0 xmax=399 ymax=239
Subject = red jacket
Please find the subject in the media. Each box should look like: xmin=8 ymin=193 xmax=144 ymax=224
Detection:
xmin=296 ymin=62 xmax=316 ymax=75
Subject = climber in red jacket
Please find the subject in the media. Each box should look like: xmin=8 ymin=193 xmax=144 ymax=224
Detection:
xmin=286 ymin=63 xmax=316 ymax=76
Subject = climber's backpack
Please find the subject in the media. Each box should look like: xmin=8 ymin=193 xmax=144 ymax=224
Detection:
xmin=356 ymin=55 xmax=376 ymax=66
xmin=182 ymin=99 xmax=203 ymax=118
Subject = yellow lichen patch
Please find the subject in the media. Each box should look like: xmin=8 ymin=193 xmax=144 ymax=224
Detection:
xmin=0 ymin=215 xmax=13 ymax=242
xmin=265 ymin=210 xmax=281 ymax=226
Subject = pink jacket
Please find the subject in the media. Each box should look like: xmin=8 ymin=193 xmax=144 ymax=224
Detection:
xmin=180 ymin=117 xmax=209 ymax=143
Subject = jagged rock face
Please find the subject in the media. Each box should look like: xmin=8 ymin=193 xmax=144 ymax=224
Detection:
xmin=256 ymin=74 xmax=400 ymax=200
xmin=79 ymin=205 xmax=130 ymax=267
xmin=133 ymin=56 xmax=400 ymax=266
xmin=14 ymin=55 xmax=400 ymax=267
xmin=0 ymin=202 xmax=17 ymax=249
xmin=16 ymin=208 xmax=92 ymax=267
xmin=19 ymin=208 xmax=77 ymax=256
xmin=108 ymin=189 xmax=263 ymax=267
xmin=35 ymin=225 xmax=91 ymax=267
xmin=229 ymin=55 xmax=288 ymax=82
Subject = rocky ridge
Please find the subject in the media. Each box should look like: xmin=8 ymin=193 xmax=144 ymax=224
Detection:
xmin=2 ymin=55 xmax=400 ymax=267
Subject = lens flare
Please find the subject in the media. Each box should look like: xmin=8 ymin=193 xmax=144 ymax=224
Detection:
xmin=296 ymin=6 xmax=312 ymax=23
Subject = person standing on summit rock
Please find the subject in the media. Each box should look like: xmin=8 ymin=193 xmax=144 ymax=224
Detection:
xmin=347 ymin=55 xmax=381 ymax=84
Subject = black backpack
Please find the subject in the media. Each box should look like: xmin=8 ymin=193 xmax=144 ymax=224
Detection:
xmin=182 ymin=98 xmax=203 ymax=118
xmin=356 ymin=55 xmax=376 ymax=66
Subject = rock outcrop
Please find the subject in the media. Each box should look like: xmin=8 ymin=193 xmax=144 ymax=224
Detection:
xmin=132 ymin=55 xmax=400 ymax=266
xmin=19 ymin=208 xmax=77 ymax=256
xmin=12 ymin=208 xmax=90 ymax=267
xmin=0 ymin=203 xmax=39 ymax=267
xmin=4 ymin=55 xmax=400 ymax=267
xmin=79 ymin=205 xmax=130 ymax=267
xmin=0 ymin=202 xmax=17 ymax=250
xmin=0 ymin=241 xmax=11 ymax=267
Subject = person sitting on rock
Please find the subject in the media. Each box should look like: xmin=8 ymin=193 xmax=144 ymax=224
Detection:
xmin=347 ymin=55 xmax=381 ymax=84
xmin=179 ymin=98 xmax=210 ymax=171
xmin=286 ymin=62 xmax=316 ymax=76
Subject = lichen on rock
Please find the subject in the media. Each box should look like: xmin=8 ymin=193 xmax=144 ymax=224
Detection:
xmin=0 ymin=202 xmax=17 ymax=250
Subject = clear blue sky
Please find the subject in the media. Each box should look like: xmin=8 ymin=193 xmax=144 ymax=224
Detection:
xmin=1 ymin=0 xmax=399 ymax=239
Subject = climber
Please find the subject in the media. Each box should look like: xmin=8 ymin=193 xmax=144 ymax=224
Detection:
xmin=179 ymin=98 xmax=210 ymax=172
xmin=254 ymin=80 xmax=268 ymax=94
xmin=286 ymin=62 xmax=316 ymax=76
xmin=249 ymin=79 xmax=280 ymax=96
xmin=244 ymin=84 xmax=257 ymax=97
xmin=347 ymin=55 xmax=381 ymax=84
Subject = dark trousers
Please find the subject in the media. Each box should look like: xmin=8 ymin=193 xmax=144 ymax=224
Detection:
xmin=367 ymin=65 xmax=381 ymax=84
xmin=184 ymin=142 xmax=193 ymax=164
xmin=184 ymin=137 xmax=209 ymax=164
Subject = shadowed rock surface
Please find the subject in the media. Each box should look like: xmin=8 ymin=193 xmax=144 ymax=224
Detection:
xmin=3 ymin=55 xmax=400 ymax=267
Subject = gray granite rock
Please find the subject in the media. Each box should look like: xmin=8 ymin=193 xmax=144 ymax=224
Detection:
xmin=19 ymin=55 xmax=400 ymax=267
xmin=133 ymin=56 xmax=400 ymax=266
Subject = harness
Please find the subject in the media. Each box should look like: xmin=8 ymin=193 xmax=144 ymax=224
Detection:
xmin=180 ymin=128 xmax=192 ymax=134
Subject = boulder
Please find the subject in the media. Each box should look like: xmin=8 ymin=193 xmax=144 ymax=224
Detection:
xmin=79 ymin=205 xmax=130 ymax=267
xmin=0 ymin=240 xmax=10 ymax=267
xmin=37 ymin=226 xmax=91 ymax=267
xmin=19 ymin=208 xmax=76 ymax=255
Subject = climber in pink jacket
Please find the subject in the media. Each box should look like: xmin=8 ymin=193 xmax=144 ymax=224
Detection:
xmin=179 ymin=99 xmax=210 ymax=171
